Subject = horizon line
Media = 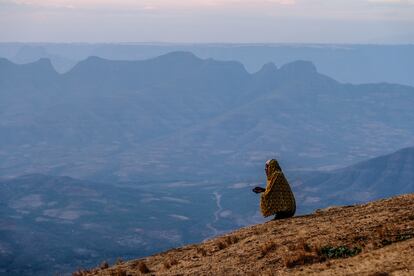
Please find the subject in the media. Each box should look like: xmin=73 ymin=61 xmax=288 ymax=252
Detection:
xmin=1 ymin=41 xmax=414 ymax=46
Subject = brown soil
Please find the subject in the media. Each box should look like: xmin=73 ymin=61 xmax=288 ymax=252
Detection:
xmin=76 ymin=193 xmax=414 ymax=276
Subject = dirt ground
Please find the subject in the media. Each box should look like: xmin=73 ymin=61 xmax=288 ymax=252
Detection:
xmin=78 ymin=193 xmax=414 ymax=276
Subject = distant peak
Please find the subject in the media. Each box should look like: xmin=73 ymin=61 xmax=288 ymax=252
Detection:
xmin=0 ymin=57 xmax=14 ymax=66
xmin=255 ymin=62 xmax=278 ymax=75
xmin=29 ymin=58 xmax=57 ymax=72
xmin=395 ymin=146 xmax=414 ymax=156
xmin=151 ymin=51 xmax=202 ymax=63
xmin=158 ymin=51 xmax=198 ymax=59
xmin=35 ymin=57 xmax=53 ymax=65
xmin=0 ymin=57 xmax=53 ymax=68
xmin=84 ymin=56 xmax=107 ymax=62
xmin=279 ymin=60 xmax=317 ymax=74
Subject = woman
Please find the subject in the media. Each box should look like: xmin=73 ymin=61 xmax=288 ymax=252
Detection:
xmin=253 ymin=159 xmax=296 ymax=220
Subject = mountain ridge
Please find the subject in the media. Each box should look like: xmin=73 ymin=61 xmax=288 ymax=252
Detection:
xmin=292 ymin=146 xmax=414 ymax=211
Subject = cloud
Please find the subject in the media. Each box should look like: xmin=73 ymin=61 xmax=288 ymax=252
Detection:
xmin=6 ymin=0 xmax=296 ymax=9
xmin=368 ymin=0 xmax=414 ymax=4
xmin=1 ymin=0 xmax=412 ymax=43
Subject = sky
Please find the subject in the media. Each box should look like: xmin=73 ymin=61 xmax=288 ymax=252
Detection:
xmin=0 ymin=0 xmax=413 ymax=43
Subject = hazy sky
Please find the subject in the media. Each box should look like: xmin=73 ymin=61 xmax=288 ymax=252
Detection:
xmin=1 ymin=0 xmax=413 ymax=43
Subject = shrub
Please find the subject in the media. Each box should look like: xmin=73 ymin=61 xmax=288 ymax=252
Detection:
xmin=396 ymin=233 xmax=413 ymax=241
xmin=318 ymin=245 xmax=362 ymax=259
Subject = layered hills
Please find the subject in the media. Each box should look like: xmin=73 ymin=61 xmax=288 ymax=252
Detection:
xmin=1 ymin=147 xmax=412 ymax=275
xmin=1 ymin=52 xmax=414 ymax=181
xmin=292 ymin=146 xmax=414 ymax=212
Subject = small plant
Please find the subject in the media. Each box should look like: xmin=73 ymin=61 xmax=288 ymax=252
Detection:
xmin=163 ymin=257 xmax=179 ymax=269
xmin=225 ymin=235 xmax=239 ymax=246
xmin=196 ymin=247 xmax=207 ymax=256
xmin=110 ymin=268 xmax=127 ymax=276
xmin=216 ymin=240 xmax=227 ymax=250
xmin=260 ymin=241 xmax=277 ymax=257
xmin=381 ymin=239 xmax=392 ymax=246
xmin=371 ymin=272 xmax=390 ymax=276
xmin=170 ymin=259 xmax=179 ymax=266
xmin=100 ymin=261 xmax=109 ymax=269
xmin=376 ymin=224 xmax=413 ymax=247
xmin=284 ymin=252 xmax=320 ymax=268
xmin=396 ymin=233 xmax=413 ymax=241
xmin=163 ymin=261 xmax=171 ymax=270
xmin=318 ymin=245 xmax=362 ymax=259
xmin=137 ymin=262 xmax=150 ymax=274
xmin=297 ymin=239 xmax=312 ymax=252
xmin=115 ymin=258 xmax=124 ymax=265
xmin=72 ymin=270 xmax=88 ymax=276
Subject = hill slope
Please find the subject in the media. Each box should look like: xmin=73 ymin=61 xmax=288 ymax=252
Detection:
xmin=81 ymin=194 xmax=414 ymax=275
xmin=294 ymin=146 xmax=414 ymax=212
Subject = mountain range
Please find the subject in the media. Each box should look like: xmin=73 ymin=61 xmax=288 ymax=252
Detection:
xmin=1 ymin=43 xmax=414 ymax=86
xmin=1 ymin=52 xmax=414 ymax=182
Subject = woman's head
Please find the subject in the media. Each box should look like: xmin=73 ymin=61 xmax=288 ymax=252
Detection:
xmin=265 ymin=159 xmax=281 ymax=177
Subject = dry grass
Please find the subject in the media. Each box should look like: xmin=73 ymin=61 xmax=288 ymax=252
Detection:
xmin=225 ymin=235 xmax=239 ymax=245
xmin=73 ymin=270 xmax=88 ymax=276
xmin=109 ymin=268 xmax=127 ymax=276
xmin=100 ymin=261 xmax=109 ymax=269
xmin=82 ymin=194 xmax=414 ymax=276
xmin=374 ymin=224 xmax=414 ymax=248
xmin=260 ymin=241 xmax=277 ymax=257
xmin=284 ymin=252 xmax=321 ymax=268
xmin=214 ymin=235 xmax=240 ymax=251
xmin=196 ymin=247 xmax=207 ymax=257
xmin=137 ymin=261 xmax=150 ymax=274
xmin=163 ymin=257 xmax=179 ymax=270
xmin=370 ymin=272 xmax=390 ymax=276
xmin=115 ymin=258 xmax=124 ymax=265
xmin=216 ymin=240 xmax=227 ymax=250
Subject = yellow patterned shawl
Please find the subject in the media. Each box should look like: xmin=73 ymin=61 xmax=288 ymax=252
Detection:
xmin=260 ymin=159 xmax=296 ymax=217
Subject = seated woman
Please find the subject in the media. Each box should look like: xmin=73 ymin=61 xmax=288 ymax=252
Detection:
xmin=253 ymin=159 xmax=296 ymax=220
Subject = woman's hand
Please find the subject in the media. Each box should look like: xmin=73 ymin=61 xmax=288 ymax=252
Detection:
xmin=252 ymin=187 xmax=266 ymax=194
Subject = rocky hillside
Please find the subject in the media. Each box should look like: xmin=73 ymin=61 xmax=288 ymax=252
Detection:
xmin=78 ymin=193 xmax=414 ymax=275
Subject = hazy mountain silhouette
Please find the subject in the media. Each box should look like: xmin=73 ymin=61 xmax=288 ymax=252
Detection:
xmin=1 ymin=52 xmax=414 ymax=181
xmin=1 ymin=43 xmax=414 ymax=86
